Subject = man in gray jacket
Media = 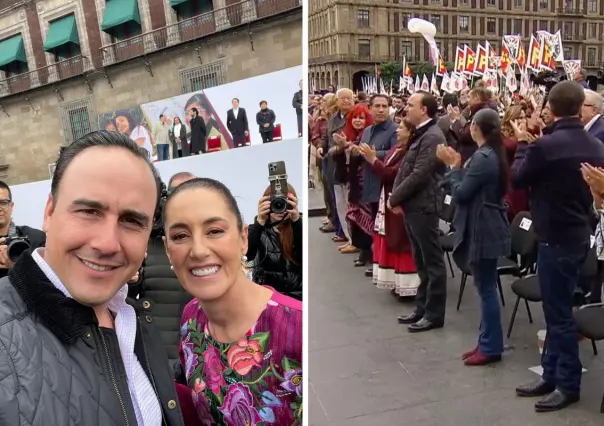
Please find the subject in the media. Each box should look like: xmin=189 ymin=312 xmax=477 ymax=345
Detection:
xmin=390 ymin=91 xmax=448 ymax=333
xmin=0 ymin=131 xmax=185 ymax=426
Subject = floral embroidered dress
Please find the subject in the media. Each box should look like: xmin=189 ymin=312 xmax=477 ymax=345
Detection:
xmin=179 ymin=288 xmax=303 ymax=426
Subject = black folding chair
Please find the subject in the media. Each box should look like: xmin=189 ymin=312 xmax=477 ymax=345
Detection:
xmin=439 ymin=192 xmax=457 ymax=278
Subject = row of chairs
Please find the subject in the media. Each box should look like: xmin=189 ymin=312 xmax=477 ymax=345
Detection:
xmin=437 ymin=194 xmax=604 ymax=412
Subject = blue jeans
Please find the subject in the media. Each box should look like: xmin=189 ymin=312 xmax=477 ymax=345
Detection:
xmin=472 ymin=258 xmax=504 ymax=356
xmin=538 ymin=242 xmax=588 ymax=394
xmin=157 ymin=144 xmax=169 ymax=161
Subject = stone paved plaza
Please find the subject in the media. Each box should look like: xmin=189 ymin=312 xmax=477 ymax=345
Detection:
xmin=307 ymin=189 xmax=604 ymax=426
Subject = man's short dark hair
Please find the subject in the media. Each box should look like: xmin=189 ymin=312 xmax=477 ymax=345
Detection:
xmin=369 ymin=94 xmax=390 ymax=107
xmin=548 ymin=81 xmax=585 ymax=118
xmin=159 ymin=114 xmax=164 ymax=119
xmin=51 ymin=130 xmax=162 ymax=214
xmin=442 ymin=93 xmax=458 ymax=109
xmin=168 ymin=172 xmax=196 ymax=188
xmin=232 ymin=98 xmax=239 ymax=103
xmin=415 ymin=91 xmax=439 ymax=119
xmin=259 ymin=100 xmax=267 ymax=107
xmin=0 ymin=181 xmax=12 ymax=201
xmin=357 ymin=91 xmax=368 ymax=101
xmin=191 ymin=107 xmax=199 ymax=116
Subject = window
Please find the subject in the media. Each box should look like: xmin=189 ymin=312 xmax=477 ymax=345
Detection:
xmin=589 ymin=0 xmax=597 ymax=12
xmin=539 ymin=0 xmax=548 ymax=8
xmin=358 ymin=39 xmax=371 ymax=58
xmin=487 ymin=18 xmax=496 ymax=33
xmin=401 ymin=40 xmax=413 ymax=58
xmin=563 ymin=46 xmax=572 ymax=58
xmin=179 ymin=62 xmax=226 ymax=94
xmin=357 ymin=9 xmax=369 ymax=28
xmin=487 ymin=0 xmax=496 ymax=5
xmin=176 ymin=0 xmax=213 ymax=24
xmin=589 ymin=23 xmax=597 ymax=38
xmin=459 ymin=16 xmax=469 ymax=32
xmin=564 ymin=0 xmax=572 ymax=8
xmin=564 ymin=21 xmax=573 ymax=33
xmin=59 ymin=98 xmax=96 ymax=144
xmin=459 ymin=0 xmax=468 ymax=4
xmin=540 ymin=20 xmax=548 ymax=30
xmin=431 ymin=14 xmax=441 ymax=31
xmin=513 ymin=0 xmax=522 ymax=6
xmin=513 ymin=19 xmax=522 ymax=34
xmin=588 ymin=47 xmax=596 ymax=66
xmin=401 ymin=13 xmax=413 ymax=27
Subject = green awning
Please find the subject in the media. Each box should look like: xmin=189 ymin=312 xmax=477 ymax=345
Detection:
xmin=43 ymin=14 xmax=80 ymax=53
xmin=0 ymin=34 xmax=27 ymax=69
xmin=170 ymin=0 xmax=189 ymax=7
xmin=101 ymin=0 xmax=141 ymax=34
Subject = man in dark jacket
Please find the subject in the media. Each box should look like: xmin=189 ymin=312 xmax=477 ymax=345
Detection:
xmin=0 ymin=131 xmax=185 ymax=426
xmin=392 ymin=91 xmax=448 ymax=333
xmin=511 ymin=81 xmax=604 ymax=413
xmin=0 ymin=180 xmax=46 ymax=278
xmin=130 ymin=171 xmax=197 ymax=370
xmin=292 ymin=79 xmax=303 ymax=136
xmin=256 ymin=100 xmax=277 ymax=143
xmin=582 ymin=89 xmax=604 ymax=143
xmin=189 ymin=107 xmax=207 ymax=154
xmin=226 ymin=97 xmax=249 ymax=148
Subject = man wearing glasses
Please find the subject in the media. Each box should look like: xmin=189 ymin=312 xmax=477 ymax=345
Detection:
xmin=0 ymin=180 xmax=45 ymax=277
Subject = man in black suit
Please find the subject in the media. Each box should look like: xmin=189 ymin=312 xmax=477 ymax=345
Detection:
xmin=226 ymin=98 xmax=249 ymax=148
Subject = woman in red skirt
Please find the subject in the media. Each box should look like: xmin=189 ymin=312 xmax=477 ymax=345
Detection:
xmin=360 ymin=117 xmax=420 ymax=297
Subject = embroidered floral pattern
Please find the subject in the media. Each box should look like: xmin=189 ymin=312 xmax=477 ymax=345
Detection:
xmin=182 ymin=305 xmax=303 ymax=426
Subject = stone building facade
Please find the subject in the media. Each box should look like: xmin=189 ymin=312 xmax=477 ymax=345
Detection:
xmin=0 ymin=0 xmax=302 ymax=184
xmin=309 ymin=0 xmax=604 ymax=91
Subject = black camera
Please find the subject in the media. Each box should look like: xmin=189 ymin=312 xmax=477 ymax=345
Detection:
xmin=268 ymin=161 xmax=289 ymax=214
xmin=4 ymin=236 xmax=30 ymax=262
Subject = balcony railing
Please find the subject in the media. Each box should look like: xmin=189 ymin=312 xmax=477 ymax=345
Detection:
xmin=0 ymin=55 xmax=91 ymax=98
xmin=0 ymin=0 xmax=301 ymax=99
xmin=309 ymin=54 xmax=422 ymax=65
xmin=99 ymin=0 xmax=301 ymax=66
xmin=562 ymin=33 xmax=586 ymax=41
xmin=556 ymin=7 xmax=586 ymax=15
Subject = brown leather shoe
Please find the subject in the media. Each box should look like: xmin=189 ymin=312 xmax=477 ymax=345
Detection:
xmin=341 ymin=245 xmax=359 ymax=254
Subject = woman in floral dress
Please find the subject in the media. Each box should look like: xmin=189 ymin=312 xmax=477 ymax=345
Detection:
xmin=163 ymin=177 xmax=303 ymax=426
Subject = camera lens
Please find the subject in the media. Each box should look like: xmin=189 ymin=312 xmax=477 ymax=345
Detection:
xmin=7 ymin=239 xmax=30 ymax=262
xmin=270 ymin=197 xmax=287 ymax=214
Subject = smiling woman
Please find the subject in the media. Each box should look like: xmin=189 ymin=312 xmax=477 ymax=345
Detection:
xmin=162 ymin=177 xmax=303 ymax=425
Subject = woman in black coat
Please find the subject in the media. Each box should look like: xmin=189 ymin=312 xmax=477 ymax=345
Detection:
xmin=169 ymin=116 xmax=190 ymax=158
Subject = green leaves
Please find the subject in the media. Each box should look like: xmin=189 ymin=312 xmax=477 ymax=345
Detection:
xmin=282 ymin=357 xmax=301 ymax=372
xmin=250 ymin=331 xmax=270 ymax=353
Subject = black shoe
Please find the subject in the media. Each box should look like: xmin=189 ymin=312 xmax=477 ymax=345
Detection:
xmin=364 ymin=268 xmax=372 ymax=277
xmin=354 ymin=259 xmax=366 ymax=267
xmin=408 ymin=318 xmax=444 ymax=333
xmin=515 ymin=379 xmax=556 ymax=397
xmin=397 ymin=312 xmax=423 ymax=324
xmin=534 ymin=390 xmax=580 ymax=412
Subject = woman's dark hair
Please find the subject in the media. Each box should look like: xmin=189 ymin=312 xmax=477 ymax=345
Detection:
xmin=163 ymin=178 xmax=243 ymax=232
xmin=115 ymin=110 xmax=136 ymax=130
xmin=173 ymin=116 xmax=181 ymax=125
xmin=262 ymin=184 xmax=299 ymax=266
xmin=472 ymin=109 xmax=509 ymax=197
xmin=185 ymin=94 xmax=208 ymax=113
xmin=52 ymin=130 xmax=162 ymax=210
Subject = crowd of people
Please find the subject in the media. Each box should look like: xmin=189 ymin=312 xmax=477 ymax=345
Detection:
xmin=309 ymin=79 xmax=604 ymax=413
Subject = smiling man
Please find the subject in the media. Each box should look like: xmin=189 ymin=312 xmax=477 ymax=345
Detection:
xmin=0 ymin=131 xmax=186 ymax=426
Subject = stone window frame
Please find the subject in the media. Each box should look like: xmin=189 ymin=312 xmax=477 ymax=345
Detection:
xmin=95 ymin=0 xmax=153 ymax=48
xmin=179 ymin=60 xmax=227 ymax=94
xmin=38 ymin=2 xmax=92 ymax=72
xmin=58 ymin=96 xmax=98 ymax=144
xmin=0 ymin=11 xmax=35 ymax=82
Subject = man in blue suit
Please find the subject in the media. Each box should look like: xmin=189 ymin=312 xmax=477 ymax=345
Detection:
xmin=582 ymin=89 xmax=604 ymax=143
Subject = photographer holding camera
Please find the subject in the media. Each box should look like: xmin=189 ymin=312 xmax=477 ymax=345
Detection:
xmin=247 ymin=180 xmax=303 ymax=301
xmin=0 ymin=181 xmax=45 ymax=277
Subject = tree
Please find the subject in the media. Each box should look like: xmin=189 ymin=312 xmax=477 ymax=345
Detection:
xmin=366 ymin=61 xmax=403 ymax=85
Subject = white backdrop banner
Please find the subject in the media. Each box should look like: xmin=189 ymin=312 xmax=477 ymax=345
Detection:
xmin=11 ymin=139 xmax=304 ymax=230
xmin=139 ymin=65 xmax=302 ymax=146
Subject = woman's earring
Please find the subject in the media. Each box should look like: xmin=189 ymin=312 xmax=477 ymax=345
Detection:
xmin=241 ymin=254 xmax=248 ymax=263
xmin=170 ymin=265 xmax=174 ymax=271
